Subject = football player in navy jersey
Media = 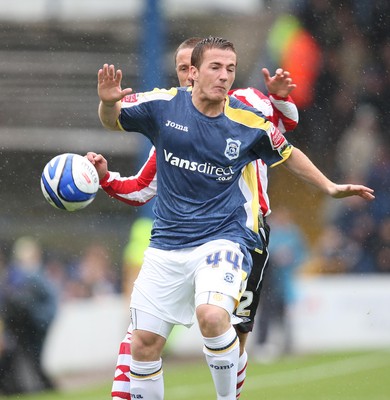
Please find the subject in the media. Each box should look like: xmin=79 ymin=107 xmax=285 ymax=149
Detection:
xmin=97 ymin=37 xmax=374 ymax=400
xmin=92 ymin=36 xmax=300 ymax=400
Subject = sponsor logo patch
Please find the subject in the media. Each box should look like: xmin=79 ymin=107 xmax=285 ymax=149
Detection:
xmin=122 ymin=94 xmax=138 ymax=103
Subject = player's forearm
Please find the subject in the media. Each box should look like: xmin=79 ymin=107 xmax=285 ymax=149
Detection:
xmin=283 ymin=147 xmax=336 ymax=196
xmin=98 ymin=100 xmax=122 ymax=130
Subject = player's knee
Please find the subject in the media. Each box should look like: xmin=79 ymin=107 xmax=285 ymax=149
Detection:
xmin=196 ymin=304 xmax=230 ymax=337
xmin=131 ymin=330 xmax=165 ymax=361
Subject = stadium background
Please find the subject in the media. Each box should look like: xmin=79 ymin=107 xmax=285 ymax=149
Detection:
xmin=1 ymin=0 xmax=389 ymax=258
xmin=0 ymin=0 xmax=390 ymax=394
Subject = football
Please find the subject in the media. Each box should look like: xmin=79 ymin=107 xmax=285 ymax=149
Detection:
xmin=41 ymin=153 xmax=99 ymax=211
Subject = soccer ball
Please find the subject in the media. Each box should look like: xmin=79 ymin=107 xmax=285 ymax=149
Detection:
xmin=41 ymin=153 xmax=99 ymax=211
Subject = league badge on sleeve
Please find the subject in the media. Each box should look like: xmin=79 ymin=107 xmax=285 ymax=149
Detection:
xmin=268 ymin=124 xmax=287 ymax=150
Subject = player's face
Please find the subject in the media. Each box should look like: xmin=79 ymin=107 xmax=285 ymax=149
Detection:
xmin=175 ymin=48 xmax=193 ymax=87
xmin=190 ymin=48 xmax=236 ymax=102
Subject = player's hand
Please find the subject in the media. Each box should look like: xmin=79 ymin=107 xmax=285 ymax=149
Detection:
xmin=262 ymin=67 xmax=297 ymax=98
xmin=85 ymin=152 xmax=108 ymax=181
xmin=97 ymin=64 xmax=133 ymax=106
xmin=329 ymin=184 xmax=375 ymax=201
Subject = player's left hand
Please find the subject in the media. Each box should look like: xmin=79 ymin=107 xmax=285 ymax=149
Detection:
xmin=262 ymin=67 xmax=297 ymax=98
xmin=330 ymin=184 xmax=375 ymax=201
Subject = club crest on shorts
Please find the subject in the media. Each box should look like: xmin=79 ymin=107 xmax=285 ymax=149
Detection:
xmin=224 ymin=138 xmax=241 ymax=160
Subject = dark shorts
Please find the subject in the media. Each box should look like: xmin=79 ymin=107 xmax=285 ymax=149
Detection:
xmin=234 ymin=220 xmax=270 ymax=333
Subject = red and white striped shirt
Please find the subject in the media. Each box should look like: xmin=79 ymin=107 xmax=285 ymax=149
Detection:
xmin=100 ymin=88 xmax=298 ymax=216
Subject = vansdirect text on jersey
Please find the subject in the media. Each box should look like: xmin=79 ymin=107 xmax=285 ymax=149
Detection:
xmin=164 ymin=149 xmax=235 ymax=181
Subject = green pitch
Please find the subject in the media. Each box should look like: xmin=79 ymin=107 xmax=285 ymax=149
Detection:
xmin=2 ymin=350 xmax=389 ymax=400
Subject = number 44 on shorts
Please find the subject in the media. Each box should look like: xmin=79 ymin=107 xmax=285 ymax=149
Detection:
xmin=206 ymin=250 xmax=240 ymax=271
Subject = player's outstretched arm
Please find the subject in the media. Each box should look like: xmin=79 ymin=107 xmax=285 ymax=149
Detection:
xmin=283 ymin=147 xmax=375 ymax=201
xmin=261 ymin=67 xmax=299 ymax=132
xmin=85 ymin=150 xmax=157 ymax=206
xmin=98 ymin=64 xmax=133 ymax=130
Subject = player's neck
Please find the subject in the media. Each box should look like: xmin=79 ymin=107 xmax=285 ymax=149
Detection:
xmin=191 ymin=93 xmax=225 ymax=117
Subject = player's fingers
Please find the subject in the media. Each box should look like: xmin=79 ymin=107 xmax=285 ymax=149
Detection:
xmin=262 ymin=67 xmax=271 ymax=81
xmin=101 ymin=63 xmax=109 ymax=77
xmin=97 ymin=69 xmax=103 ymax=82
xmin=362 ymin=192 xmax=375 ymax=200
xmin=289 ymin=83 xmax=297 ymax=91
xmin=360 ymin=187 xmax=375 ymax=200
xmin=108 ymin=64 xmax=115 ymax=79
xmin=115 ymin=69 xmax=123 ymax=83
xmin=121 ymin=87 xmax=133 ymax=97
xmin=275 ymin=68 xmax=283 ymax=76
xmin=85 ymin=152 xmax=97 ymax=163
xmin=94 ymin=153 xmax=103 ymax=162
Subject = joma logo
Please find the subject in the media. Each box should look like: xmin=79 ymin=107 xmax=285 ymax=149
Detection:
xmin=165 ymin=120 xmax=188 ymax=132
xmin=209 ymin=363 xmax=234 ymax=370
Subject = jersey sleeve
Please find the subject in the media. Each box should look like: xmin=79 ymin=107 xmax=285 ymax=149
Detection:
xmin=269 ymin=94 xmax=299 ymax=132
xmin=99 ymin=147 xmax=157 ymax=206
xmin=251 ymin=124 xmax=293 ymax=167
xmin=228 ymin=87 xmax=299 ymax=134
xmin=118 ymin=88 xmax=178 ymax=143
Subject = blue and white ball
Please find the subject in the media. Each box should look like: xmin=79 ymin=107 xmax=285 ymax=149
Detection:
xmin=41 ymin=153 xmax=99 ymax=211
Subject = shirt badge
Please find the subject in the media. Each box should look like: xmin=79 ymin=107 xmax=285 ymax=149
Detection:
xmin=224 ymin=138 xmax=241 ymax=160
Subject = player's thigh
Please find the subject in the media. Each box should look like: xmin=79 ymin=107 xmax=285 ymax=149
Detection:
xmin=131 ymin=246 xmax=195 ymax=326
xmin=194 ymin=239 xmax=247 ymax=312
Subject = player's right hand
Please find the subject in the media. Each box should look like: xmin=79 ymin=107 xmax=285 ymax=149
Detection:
xmin=97 ymin=64 xmax=133 ymax=106
xmin=85 ymin=152 xmax=108 ymax=181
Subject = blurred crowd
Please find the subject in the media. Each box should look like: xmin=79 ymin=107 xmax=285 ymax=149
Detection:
xmin=0 ymin=236 xmax=120 ymax=395
xmin=302 ymin=0 xmax=390 ymax=275
xmin=258 ymin=1 xmax=390 ymax=275
xmin=285 ymin=0 xmax=390 ymax=158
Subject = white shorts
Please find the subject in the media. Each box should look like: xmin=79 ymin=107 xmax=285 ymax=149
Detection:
xmin=130 ymin=239 xmax=248 ymax=327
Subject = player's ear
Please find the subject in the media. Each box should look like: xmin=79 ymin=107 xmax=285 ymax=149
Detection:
xmin=189 ymin=65 xmax=198 ymax=82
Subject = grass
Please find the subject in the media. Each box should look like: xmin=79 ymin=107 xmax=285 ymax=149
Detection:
xmin=2 ymin=350 xmax=390 ymax=400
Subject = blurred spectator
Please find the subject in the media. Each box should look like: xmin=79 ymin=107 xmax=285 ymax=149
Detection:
xmin=44 ymin=255 xmax=70 ymax=302
xmin=365 ymin=145 xmax=390 ymax=222
xmin=265 ymin=13 xmax=322 ymax=110
xmin=302 ymin=224 xmax=367 ymax=274
xmin=122 ymin=217 xmax=153 ymax=298
xmin=374 ymin=217 xmax=390 ymax=273
xmin=66 ymin=243 xmax=119 ymax=299
xmin=334 ymin=103 xmax=382 ymax=182
xmin=254 ymin=207 xmax=307 ymax=362
xmin=0 ymin=236 xmax=58 ymax=394
xmin=0 ymin=248 xmax=10 ymax=394
xmin=335 ymin=200 xmax=377 ymax=274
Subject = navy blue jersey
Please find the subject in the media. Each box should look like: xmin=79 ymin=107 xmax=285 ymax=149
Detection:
xmin=118 ymin=87 xmax=292 ymax=258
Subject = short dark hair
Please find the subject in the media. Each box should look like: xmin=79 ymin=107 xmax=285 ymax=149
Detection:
xmin=191 ymin=36 xmax=236 ymax=69
xmin=174 ymin=37 xmax=203 ymax=65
